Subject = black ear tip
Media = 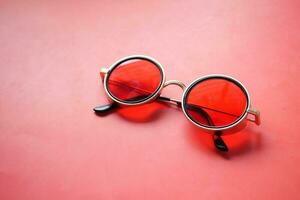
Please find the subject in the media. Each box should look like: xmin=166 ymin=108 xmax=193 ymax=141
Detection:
xmin=213 ymin=135 xmax=229 ymax=152
xmin=93 ymin=102 xmax=118 ymax=113
xmin=215 ymin=143 xmax=229 ymax=152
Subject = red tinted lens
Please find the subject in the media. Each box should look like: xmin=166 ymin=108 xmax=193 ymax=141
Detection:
xmin=185 ymin=78 xmax=247 ymax=127
xmin=107 ymin=59 xmax=162 ymax=103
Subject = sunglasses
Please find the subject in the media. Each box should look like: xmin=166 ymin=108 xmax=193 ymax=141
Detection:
xmin=94 ymin=55 xmax=261 ymax=152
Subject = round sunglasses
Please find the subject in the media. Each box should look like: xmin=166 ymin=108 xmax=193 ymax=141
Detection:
xmin=94 ymin=55 xmax=261 ymax=152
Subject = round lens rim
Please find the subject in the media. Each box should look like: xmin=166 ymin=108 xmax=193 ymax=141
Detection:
xmin=104 ymin=55 xmax=166 ymax=105
xmin=181 ymin=74 xmax=251 ymax=131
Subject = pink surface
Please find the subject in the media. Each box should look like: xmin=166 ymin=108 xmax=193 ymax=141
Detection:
xmin=0 ymin=0 xmax=300 ymax=199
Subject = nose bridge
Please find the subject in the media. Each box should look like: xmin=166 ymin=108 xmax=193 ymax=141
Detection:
xmin=163 ymin=80 xmax=186 ymax=90
xmin=161 ymin=80 xmax=186 ymax=104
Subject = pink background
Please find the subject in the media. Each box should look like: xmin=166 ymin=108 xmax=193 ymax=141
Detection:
xmin=1 ymin=0 xmax=300 ymax=199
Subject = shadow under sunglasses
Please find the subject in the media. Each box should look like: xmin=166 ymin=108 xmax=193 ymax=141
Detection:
xmin=94 ymin=95 xmax=229 ymax=152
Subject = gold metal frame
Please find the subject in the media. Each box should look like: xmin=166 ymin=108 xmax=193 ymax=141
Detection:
xmin=181 ymin=74 xmax=257 ymax=131
xmin=102 ymin=55 xmax=166 ymax=106
xmin=99 ymin=55 xmax=261 ymax=133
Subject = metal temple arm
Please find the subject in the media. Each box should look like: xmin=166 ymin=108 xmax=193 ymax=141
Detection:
xmin=158 ymin=96 xmax=228 ymax=152
xmin=247 ymin=108 xmax=261 ymax=125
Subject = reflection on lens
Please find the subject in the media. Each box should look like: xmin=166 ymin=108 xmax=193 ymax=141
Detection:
xmin=107 ymin=58 xmax=163 ymax=103
xmin=184 ymin=77 xmax=248 ymax=127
